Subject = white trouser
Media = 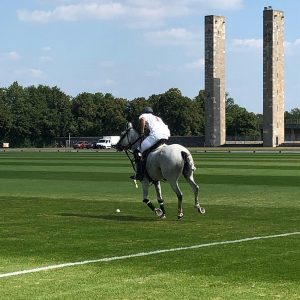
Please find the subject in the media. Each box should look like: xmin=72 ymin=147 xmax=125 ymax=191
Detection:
xmin=140 ymin=135 xmax=159 ymax=153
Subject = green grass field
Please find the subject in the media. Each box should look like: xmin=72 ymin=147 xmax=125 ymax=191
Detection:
xmin=0 ymin=150 xmax=299 ymax=299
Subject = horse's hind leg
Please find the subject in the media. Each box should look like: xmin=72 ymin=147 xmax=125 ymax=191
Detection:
xmin=183 ymin=172 xmax=199 ymax=206
xmin=154 ymin=181 xmax=166 ymax=218
xmin=168 ymin=180 xmax=183 ymax=219
xmin=183 ymin=172 xmax=205 ymax=214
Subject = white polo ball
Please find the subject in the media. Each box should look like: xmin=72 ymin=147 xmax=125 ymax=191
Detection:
xmin=116 ymin=209 xmax=121 ymax=213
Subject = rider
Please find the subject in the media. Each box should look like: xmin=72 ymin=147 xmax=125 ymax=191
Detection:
xmin=131 ymin=107 xmax=170 ymax=180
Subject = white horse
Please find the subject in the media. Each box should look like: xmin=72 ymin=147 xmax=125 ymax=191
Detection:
xmin=116 ymin=123 xmax=205 ymax=219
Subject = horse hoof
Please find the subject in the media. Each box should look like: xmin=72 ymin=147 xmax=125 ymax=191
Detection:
xmin=198 ymin=207 xmax=205 ymax=214
xmin=160 ymin=214 xmax=166 ymax=219
xmin=177 ymin=213 xmax=184 ymax=219
xmin=154 ymin=208 xmax=163 ymax=217
xmin=195 ymin=205 xmax=205 ymax=214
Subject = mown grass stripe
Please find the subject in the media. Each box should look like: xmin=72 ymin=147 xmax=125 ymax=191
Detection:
xmin=0 ymin=231 xmax=299 ymax=279
xmin=0 ymin=161 xmax=130 ymax=167
xmin=200 ymin=165 xmax=300 ymax=170
xmin=1 ymin=171 xmax=300 ymax=186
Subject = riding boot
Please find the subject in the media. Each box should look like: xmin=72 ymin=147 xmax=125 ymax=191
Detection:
xmin=130 ymin=150 xmax=144 ymax=181
xmin=135 ymin=158 xmax=144 ymax=181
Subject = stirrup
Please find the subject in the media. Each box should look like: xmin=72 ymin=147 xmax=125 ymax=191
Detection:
xmin=131 ymin=174 xmax=143 ymax=181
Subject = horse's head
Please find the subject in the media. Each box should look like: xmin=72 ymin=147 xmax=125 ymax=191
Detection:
xmin=116 ymin=122 xmax=141 ymax=151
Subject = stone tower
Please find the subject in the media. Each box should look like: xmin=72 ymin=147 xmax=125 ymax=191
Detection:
xmin=263 ymin=7 xmax=284 ymax=147
xmin=204 ymin=15 xmax=226 ymax=147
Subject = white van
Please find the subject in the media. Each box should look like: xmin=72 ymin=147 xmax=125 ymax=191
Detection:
xmin=96 ymin=138 xmax=111 ymax=149
xmin=96 ymin=136 xmax=120 ymax=149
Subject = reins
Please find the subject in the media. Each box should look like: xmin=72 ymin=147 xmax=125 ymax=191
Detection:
xmin=118 ymin=128 xmax=143 ymax=151
xmin=118 ymin=128 xmax=144 ymax=173
xmin=126 ymin=134 xmax=143 ymax=150
xmin=125 ymin=149 xmax=136 ymax=171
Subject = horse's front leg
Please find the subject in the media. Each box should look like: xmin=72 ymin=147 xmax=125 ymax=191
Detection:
xmin=142 ymin=180 xmax=163 ymax=217
xmin=154 ymin=181 xmax=166 ymax=218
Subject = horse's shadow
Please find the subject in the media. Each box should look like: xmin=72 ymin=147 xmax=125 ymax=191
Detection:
xmin=58 ymin=212 xmax=154 ymax=222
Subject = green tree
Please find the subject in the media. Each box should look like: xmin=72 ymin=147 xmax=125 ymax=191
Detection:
xmin=150 ymin=88 xmax=204 ymax=136
xmin=0 ymin=88 xmax=12 ymax=143
xmin=125 ymin=97 xmax=148 ymax=128
xmin=194 ymin=90 xmax=205 ymax=111
xmin=226 ymin=96 xmax=260 ymax=140
xmin=95 ymin=94 xmax=128 ymax=135
xmin=285 ymin=108 xmax=300 ymax=121
xmin=2 ymin=82 xmax=75 ymax=147
xmin=72 ymin=92 xmax=128 ymax=136
xmin=71 ymin=92 xmax=97 ymax=136
xmin=27 ymin=85 xmax=74 ymax=146
xmin=192 ymin=90 xmax=205 ymax=135
xmin=5 ymin=82 xmax=31 ymax=146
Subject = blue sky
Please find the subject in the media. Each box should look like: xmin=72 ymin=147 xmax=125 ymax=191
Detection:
xmin=1 ymin=0 xmax=300 ymax=113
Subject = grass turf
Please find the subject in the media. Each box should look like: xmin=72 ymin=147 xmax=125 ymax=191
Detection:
xmin=0 ymin=150 xmax=299 ymax=299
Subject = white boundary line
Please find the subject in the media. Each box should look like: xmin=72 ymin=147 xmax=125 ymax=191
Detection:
xmin=1 ymin=231 xmax=299 ymax=279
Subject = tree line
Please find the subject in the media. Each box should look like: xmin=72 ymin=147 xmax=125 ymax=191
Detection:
xmin=0 ymin=82 xmax=299 ymax=147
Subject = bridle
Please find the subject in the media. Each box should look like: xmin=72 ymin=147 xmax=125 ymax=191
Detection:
xmin=116 ymin=127 xmax=143 ymax=152
xmin=116 ymin=127 xmax=144 ymax=173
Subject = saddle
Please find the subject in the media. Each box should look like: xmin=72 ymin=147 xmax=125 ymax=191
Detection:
xmin=131 ymin=139 xmax=167 ymax=182
xmin=142 ymin=139 xmax=167 ymax=182
xmin=143 ymin=139 xmax=167 ymax=159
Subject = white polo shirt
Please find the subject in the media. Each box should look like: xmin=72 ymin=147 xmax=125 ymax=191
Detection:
xmin=139 ymin=113 xmax=170 ymax=139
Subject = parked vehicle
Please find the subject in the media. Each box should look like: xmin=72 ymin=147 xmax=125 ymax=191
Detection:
xmin=87 ymin=140 xmax=98 ymax=149
xmin=96 ymin=138 xmax=111 ymax=149
xmin=73 ymin=141 xmax=89 ymax=149
xmin=96 ymin=136 xmax=120 ymax=149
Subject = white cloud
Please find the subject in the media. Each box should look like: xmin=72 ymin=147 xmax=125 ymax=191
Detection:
xmin=194 ymin=0 xmax=243 ymax=10
xmin=185 ymin=58 xmax=204 ymax=70
xmin=98 ymin=60 xmax=115 ymax=67
xmin=17 ymin=1 xmax=183 ymax=24
xmin=230 ymin=38 xmax=300 ymax=55
xmin=144 ymin=28 xmax=200 ymax=46
xmin=145 ymin=69 xmax=161 ymax=77
xmin=39 ymin=56 xmax=53 ymax=62
xmin=43 ymin=46 xmax=52 ymax=51
xmin=17 ymin=0 xmax=243 ymax=24
xmin=30 ymin=69 xmax=45 ymax=77
xmin=18 ymin=10 xmax=52 ymax=23
xmin=89 ymin=78 xmax=116 ymax=90
xmin=144 ymin=63 xmax=179 ymax=78
xmin=15 ymin=68 xmax=45 ymax=78
xmin=0 ymin=51 xmax=20 ymax=61
xmin=18 ymin=3 xmax=125 ymax=23
xmin=102 ymin=78 xmax=115 ymax=86
xmin=231 ymin=38 xmax=263 ymax=51
xmin=285 ymin=39 xmax=300 ymax=55
xmin=128 ymin=1 xmax=189 ymax=25
xmin=8 ymin=51 xmax=21 ymax=60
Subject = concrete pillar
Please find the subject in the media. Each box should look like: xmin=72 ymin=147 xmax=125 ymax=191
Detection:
xmin=204 ymin=15 xmax=226 ymax=147
xmin=263 ymin=7 xmax=285 ymax=147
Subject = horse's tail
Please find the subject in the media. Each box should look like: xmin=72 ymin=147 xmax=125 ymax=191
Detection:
xmin=181 ymin=150 xmax=196 ymax=176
